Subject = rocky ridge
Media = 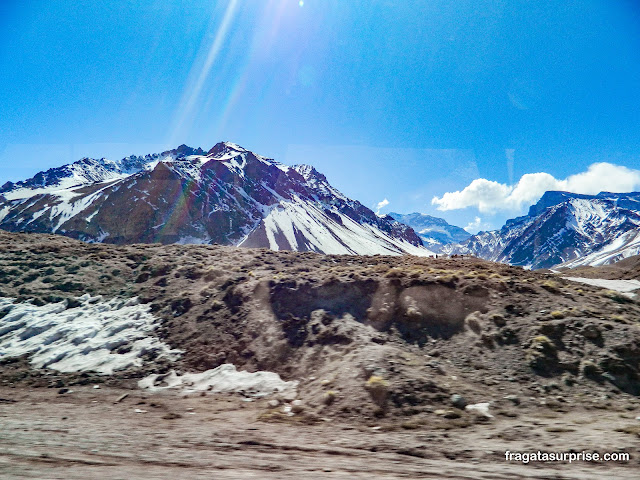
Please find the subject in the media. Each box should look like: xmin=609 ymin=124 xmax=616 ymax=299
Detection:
xmin=0 ymin=143 xmax=428 ymax=256
xmin=445 ymin=191 xmax=640 ymax=269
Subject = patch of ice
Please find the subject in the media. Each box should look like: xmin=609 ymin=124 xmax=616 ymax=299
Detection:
xmin=465 ymin=402 xmax=493 ymax=418
xmin=138 ymin=364 xmax=298 ymax=398
xmin=94 ymin=230 xmax=110 ymax=242
xmin=174 ymin=235 xmax=211 ymax=245
xmin=0 ymin=206 xmax=9 ymax=223
xmin=0 ymin=295 xmax=181 ymax=374
xmin=564 ymin=277 xmax=640 ymax=298
xmin=85 ymin=210 xmax=98 ymax=223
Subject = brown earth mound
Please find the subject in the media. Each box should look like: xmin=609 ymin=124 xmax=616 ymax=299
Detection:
xmin=562 ymin=254 xmax=640 ymax=280
xmin=1 ymin=230 xmax=640 ymax=425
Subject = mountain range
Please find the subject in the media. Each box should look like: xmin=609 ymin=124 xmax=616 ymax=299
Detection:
xmin=0 ymin=142 xmax=431 ymax=256
xmin=2 ymin=143 xmax=640 ymax=269
xmin=388 ymin=212 xmax=471 ymax=252
xmin=444 ymin=191 xmax=640 ymax=269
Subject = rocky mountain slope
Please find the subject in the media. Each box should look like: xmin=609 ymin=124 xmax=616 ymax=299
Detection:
xmin=445 ymin=191 xmax=640 ymax=269
xmin=388 ymin=212 xmax=470 ymax=252
xmin=0 ymin=143 xmax=429 ymax=256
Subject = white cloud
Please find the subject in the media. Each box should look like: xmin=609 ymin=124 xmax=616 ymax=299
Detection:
xmin=432 ymin=162 xmax=640 ymax=213
xmin=464 ymin=217 xmax=492 ymax=234
xmin=375 ymin=198 xmax=389 ymax=214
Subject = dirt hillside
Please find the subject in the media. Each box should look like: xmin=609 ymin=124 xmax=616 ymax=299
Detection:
xmin=561 ymin=255 xmax=640 ymax=280
xmin=1 ymin=230 xmax=639 ymax=478
xmin=2 ymin=230 xmax=640 ymax=416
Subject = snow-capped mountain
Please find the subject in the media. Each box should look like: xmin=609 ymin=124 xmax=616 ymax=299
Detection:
xmin=444 ymin=191 xmax=640 ymax=269
xmin=388 ymin=212 xmax=470 ymax=252
xmin=0 ymin=144 xmax=206 ymax=196
xmin=0 ymin=142 xmax=431 ymax=256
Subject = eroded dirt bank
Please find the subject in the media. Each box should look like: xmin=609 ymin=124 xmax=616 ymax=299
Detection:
xmin=1 ymin=231 xmax=640 ymax=478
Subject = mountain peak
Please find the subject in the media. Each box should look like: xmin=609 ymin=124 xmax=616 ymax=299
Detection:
xmin=207 ymin=141 xmax=247 ymax=157
xmin=0 ymin=143 xmax=431 ymax=256
xmin=528 ymin=190 xmax=640 ymax=217
xmin=174 ymin=144 xmax=197 ymax=156
xmin=389 ymin=212 xmax=470 ymax=251
xmin=527 ymin=191 xmax=592 ymax=217
xmin=159 ymin=144 xmax=205 ymax=158
xmin=448 ymin=190 xmax=640 ymax=269
xmin=293 ymin=164 xmax=326 ymax=182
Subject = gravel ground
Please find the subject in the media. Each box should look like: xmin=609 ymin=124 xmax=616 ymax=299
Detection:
xmin=0 ymin=386 xmax=638 ymax=479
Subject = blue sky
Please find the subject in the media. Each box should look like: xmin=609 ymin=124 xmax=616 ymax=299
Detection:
xmin=1 ymin=0 xmax=640 ymax=232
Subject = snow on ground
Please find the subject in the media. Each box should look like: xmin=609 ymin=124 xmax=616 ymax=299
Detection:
xmin=0 ymin=294 xmax=181 ymax=374
xmin=564 ymin=277 xmax=640 ymax=298
xmin=138 ymin=364 xmax=298 ymax=398
xmin=175 ymin=235 xmax=211 ymax=245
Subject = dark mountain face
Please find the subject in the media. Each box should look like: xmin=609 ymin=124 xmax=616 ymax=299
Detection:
xmin=0 ymin=142 xmax=430 ymax=256
xmin=445 ymin=192 xmax=640 ymax=269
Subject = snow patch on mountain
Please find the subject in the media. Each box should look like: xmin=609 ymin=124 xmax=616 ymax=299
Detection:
xmin=293 ymin=164 xmax=349 ymax=202
xmin=389 ymin=212 xmax=470 ymax=252
xmin=242 ymin=199 xmax=431 ymax=256
xmin=446 ymin=191 xmax=640 ymax=269
xmin=0 ymin=142 xmax=431 ymax=256
xmin=558 ymin=229 xmax=640 ymax=268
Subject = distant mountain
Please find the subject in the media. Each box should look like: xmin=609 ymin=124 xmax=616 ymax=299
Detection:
xmin=0 ymin=142 xmax=432 ymax=256
xmin=388 ymin=212 xmax=470 ymax=252
xmin=444 ymin=191 xmax=640 ymax=269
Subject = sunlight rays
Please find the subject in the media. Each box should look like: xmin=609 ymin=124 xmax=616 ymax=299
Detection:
xmin=168 ymin=0 xmax=240 ymax=147
xmin=160 ymin=1 xmax=311 ymax=243
xmin=167 ymin=0 xmax=308 ymax=146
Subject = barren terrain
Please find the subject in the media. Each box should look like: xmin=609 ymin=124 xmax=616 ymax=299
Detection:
xmin=560 ymin=254 xmax=640 ymax=280
xmin=1 ymin=385 xmax=639 ymax=479
xmin=1 ymin=230 xmax=640 ymax=478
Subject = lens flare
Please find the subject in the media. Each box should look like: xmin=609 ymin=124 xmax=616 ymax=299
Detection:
xmin=168 ymin=0 xmax=240 ymax=146
xmin=168 ymin=0 xmax=309 ymax=146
